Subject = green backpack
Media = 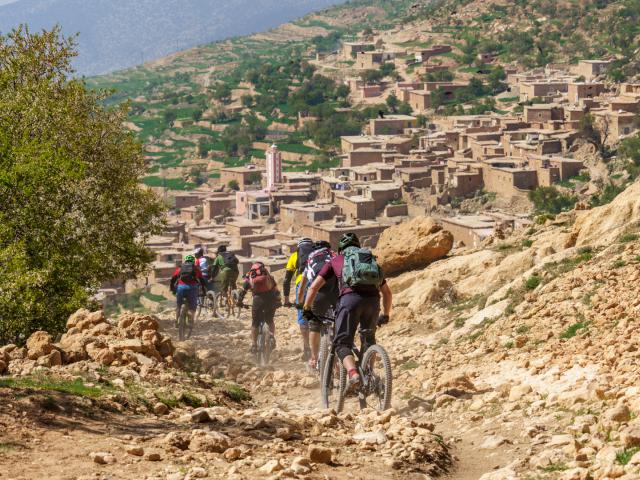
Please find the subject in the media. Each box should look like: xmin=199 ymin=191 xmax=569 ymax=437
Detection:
xmin=342 ymin=246 xmax=383 ymax=288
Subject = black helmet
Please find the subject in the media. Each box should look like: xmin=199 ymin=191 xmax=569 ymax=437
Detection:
xmin=193 ymin=247 xmax=204 ymax=258
xmin=314 ymin=240 xmax=331 ymax=250
xmin=298 ymin=237 xmax=313 ymax=248
xmin=338 ymin=233 xmax=360 ymax=252
xmin=217 ymin=245 xmax=227 ymax=254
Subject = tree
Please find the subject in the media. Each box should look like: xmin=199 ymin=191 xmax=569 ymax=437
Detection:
xmin=164 ymin=110 xmax=177 ymax=126
xmin=212 ymin=83 xmax=232 ymax=104
xmin=360 ymin=69 xmax=383 ymax=84
xmin=192 ymin=109 xmax=203 ymax=122
xmin=241 ymin=94 xmax=254 ymax=108
xmin=228 ymin=179 xmax=240 ymax=191
xmin=528 ymin=187 xmax=577 ymax=214
xmin=0 ymin=26 xmax=165 ymax=343
xmin=386 ymin=94 xmax=399 ymax=112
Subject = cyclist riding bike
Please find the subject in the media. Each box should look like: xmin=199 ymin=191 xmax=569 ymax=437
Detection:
xmin=296 ymin=240 xmax=339 ymax=370
xmin=237 ymin=262 xmax=280 ymax=354
xmin=303 ymin=233 xmax=392 ymax=391
xmin=210 ymin=245 xmax=240 ymax=297
xmin=170 ymin=255 xmax=208 ymax=328
xmin=283 ymin=237 xmax=315 ymax=361
xmin=194 ymin=246 xmax=214 ymax=294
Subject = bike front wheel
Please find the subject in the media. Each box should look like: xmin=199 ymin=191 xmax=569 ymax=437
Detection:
xmin=321 ymin=350 xmax=345 ymax=411
xmin=361 ymin=344 xmax=393 ymax=412
xmin=178 ymin=304 xmax=189 ymax=341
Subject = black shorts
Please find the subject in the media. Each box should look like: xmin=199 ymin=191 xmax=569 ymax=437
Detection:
xmin=252 ymin=292 xmax=278 ymax=329
xmin=308 ymin=294 xmax=336 ymax=333
xmin=333 ymin=293 xmax=379 ymax=361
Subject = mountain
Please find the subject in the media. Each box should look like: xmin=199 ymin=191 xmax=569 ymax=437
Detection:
xmin=0 ymin=0 xmax=350 ymax=75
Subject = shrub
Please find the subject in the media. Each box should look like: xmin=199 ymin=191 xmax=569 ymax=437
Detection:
xmin=528 ymin=186 xmax=577 ymax=214
xmin=525 ymin=275 xmax=541 ymax=290
xmin=560 ymin=321 xmax=589 ymax=339
xmin=0 ymin=27 xmax=164 ymax=344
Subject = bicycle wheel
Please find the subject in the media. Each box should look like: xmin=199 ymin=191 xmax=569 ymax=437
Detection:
xmin=321 ymin=350 xmax=346 ymax=410
xmin=195 ymin=293 xmax=204 ymax=323
xmin=206 ymin=291 xmax=216 ymax=318
xmin=178 ymin=304 xmax=188 ymax=341
xmin=361 ymin=344 xmax=393 ymax=412
xmin=215 ymin=292 xmax=227 ymax=320
xmin=232 ymin=290 xmax=243 ymax=319
xmin=260 ymin=322 xmax=271 ymax=366
xmin=318 ymin=330 xmax=331 ymax=381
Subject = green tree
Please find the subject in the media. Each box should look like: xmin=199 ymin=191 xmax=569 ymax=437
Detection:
xmin=386 ymin=93 xmax=399 ymax=112
xmin=528 ymin=187 xmax=577 ymax=214
xmin=192 ymin=109 xmax=203 ymax=122
xmin=228 ymin=179 xmax=240 ymax=191
xmin=164 ymin=110 xmax=177 ymax=126
xmin=0 ymin=26 xmax=165 ymax=343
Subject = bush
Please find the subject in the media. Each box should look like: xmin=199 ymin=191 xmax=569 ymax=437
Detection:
xmin=0 ymin=27 xmax=164 ymax=344
xmin=525 ymin=275 xmax=541 ymax=290
xmin=528 ymin=187 xmax=577 ymax=214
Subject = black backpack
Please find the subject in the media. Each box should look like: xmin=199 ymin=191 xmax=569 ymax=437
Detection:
xmin=221 ymin=251 xmax=239 ymax=271
xmin=296 ymin=242 xmax=315 ymax=272
xmin=179 ymin=262 xmax=197 ymax=282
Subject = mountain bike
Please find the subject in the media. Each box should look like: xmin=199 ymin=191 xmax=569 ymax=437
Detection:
xmin=238 ymin=299 xmax=275 ymax=367
xmin=215 ymin=287 xmax=240 ymax=319
xmin=321 ymin=326 xmax=392 ymax=413
xmin=195 ymin=288 xmax=216 ymax=323
xmin=315 ymin=309 xmax=336 ymax=381
xmin=177 ymin=304 xmax=193 ymax=341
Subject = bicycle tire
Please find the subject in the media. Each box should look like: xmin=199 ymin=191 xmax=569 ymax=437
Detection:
xmin=206 ymin=291 xmax=216 ymax=318
xmin=336 ymin=361 xmax=347 ymax=413
xmin=320 ymin=350 xmax=335 ymax=409
xmin=215 ymin=292 xmax=227 ymax=320
xmin=318 ymin=331 xmax=331 ymax=381
xmin=178 ymin=304 xmax=188 ymax=341
xmin=261 ymin=322 xmax=271 ymax=366
xmin=361 ymin=344 xmax=393 ymax=412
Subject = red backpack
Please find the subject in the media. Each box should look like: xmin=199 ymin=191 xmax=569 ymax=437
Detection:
xmin=249 ymin=263 xmax=275 ymax=294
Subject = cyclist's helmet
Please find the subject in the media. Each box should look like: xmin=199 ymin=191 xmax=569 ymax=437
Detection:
xmin=314 ymin=240 xmax=331 ymax=250
xmin=184 ymin=254 xmax=196 ymax=263
xmin=338 ymin=233 xmax=360 ymax=252
xmin=298 ymin=237 xmax=313 ymax=247
xmin=193 ymin=247 xmax=204 ymax=258
xmin=217 ymin=245 xmax=227 ymax=253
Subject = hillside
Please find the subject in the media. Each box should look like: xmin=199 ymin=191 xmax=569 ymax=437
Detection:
xmin=86 ymin=0 xmax=640 ymax=199
xmin=0 ymin=0 xmax=350 ymax=75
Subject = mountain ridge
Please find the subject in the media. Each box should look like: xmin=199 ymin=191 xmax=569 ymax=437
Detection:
xmin=0 ymin=0 xmax=350 ymax=75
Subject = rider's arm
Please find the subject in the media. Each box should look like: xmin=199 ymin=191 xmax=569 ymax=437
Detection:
xmin=380 ymin=282 xmax=392 ymax=317
xmin=296 ymin=275 xmax=308 ymax=305
xmin=304 ymin=276 xmax=326 ymax=310
xmin=283 ymin=252 xmax=297 ymax=301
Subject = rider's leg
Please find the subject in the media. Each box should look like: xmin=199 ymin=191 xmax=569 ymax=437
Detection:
xmin=187 ymin=287 xmax=198 ymax=325
xmin=251 ymin=295 xmax=263 ymax=351
xmin=175 ymin=288 xmax=185 ymax=326
xmin=308 ymin=318 xmax=322 ymax=368
xmin=296 ymin=284 xmax=311 ymax=359
xmin=333 ymin=294 xmax=361 ymax=377
xmin=359 ymin=299 xmax=379 ymax=369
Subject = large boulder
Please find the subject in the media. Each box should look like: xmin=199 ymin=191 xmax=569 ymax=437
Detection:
xmin=375 ymin=217 xmax=453 ymax=277
xmin=26 ymin=331 xmax=55 ymax=360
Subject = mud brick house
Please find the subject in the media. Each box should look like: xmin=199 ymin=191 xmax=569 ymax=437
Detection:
xmin=219 ymin=165 xmax=265 ymax=191
xmin=567 ymin=82 xmax=605 ymax=103
xmin=303 ymin=220 xmax=390 ymax=248
xmin=369 ymin=114 xmax=418 ymax=135
xmin=279 ymin=202 xmax=340 ymax=231
xmin=202 ymin=194 xmax=236 ymax=221
xmin=574 ymin=60 xmax=612 ymax=81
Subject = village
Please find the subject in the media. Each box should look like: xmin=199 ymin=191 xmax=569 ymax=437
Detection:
xmin=101 ymin=28 xmax=640 ymax=303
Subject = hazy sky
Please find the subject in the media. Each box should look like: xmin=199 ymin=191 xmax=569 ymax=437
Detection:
xmin=0 ymin=0 xmax=19 ymax=5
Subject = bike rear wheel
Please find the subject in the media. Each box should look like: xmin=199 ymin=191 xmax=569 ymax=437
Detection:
xmin=321 ymin=350 xmax=345 ymax=410
xmin=318 ymin=330 xmax=331 ymax=381
xmin=361 ymin=344 xmax=393 ymax=411
xmin=178 ymin=304 xmax=189 ymax=341
xmin=259 ymin=321 xmax=271 ymax=366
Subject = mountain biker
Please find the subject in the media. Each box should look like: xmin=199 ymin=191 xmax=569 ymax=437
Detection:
xmin=170 ymin=254 xmax=208 ymax=328
xmin=194 ymin=246 xmax=214 ymax=294
xmin=303 ymin=233 xmax=392 ymax=391
xmin=237 ymin=261 xmax=280 ymax=354
xmin=210 ymin=245 xmax=240 ymax=297
xmin=283 ymin=237 xmax=315 ymax=361
xmin=296 ymin=240 xmax=339 ymax=370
